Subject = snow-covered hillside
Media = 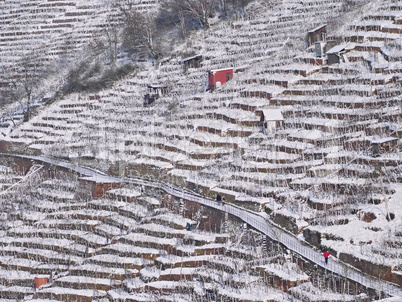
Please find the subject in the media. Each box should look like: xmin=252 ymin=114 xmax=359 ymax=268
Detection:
xmin=0 ymin=162 xmax=384 ymax=301
xmin=0 ymin=0 xmax=401 ymax=300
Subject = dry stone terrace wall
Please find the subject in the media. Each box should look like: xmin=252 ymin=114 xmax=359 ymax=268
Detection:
xmin=0 ymin=0 xmax=103 ymax=77
xmin=3 ymin=0 xmax=399 ymax=198
xmin=0 ymin=0 xmax=160 ymax=75
xmin=0 ymin=0 xmax=159 ymax=129
xmin=0 ymin=0 xmax=401 ymax=297
xmin=1 ymin=1 xmax=400 ymax=243
xmin=0 ymin=160 xmax=377 ymax=302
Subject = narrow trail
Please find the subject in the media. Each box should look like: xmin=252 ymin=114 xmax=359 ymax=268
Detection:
xmin=2 ymin=153 xmax=401 ymax=298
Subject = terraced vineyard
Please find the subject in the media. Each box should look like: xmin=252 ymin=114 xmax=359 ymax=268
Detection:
xmin=0 ymin=0 xmax=401 ymax=301
xmin=0 ymin=162 xmax=373 ymax=301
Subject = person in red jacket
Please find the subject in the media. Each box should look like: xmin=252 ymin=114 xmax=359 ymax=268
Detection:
xmin=323 ymin=251 xmax=330 ymax=265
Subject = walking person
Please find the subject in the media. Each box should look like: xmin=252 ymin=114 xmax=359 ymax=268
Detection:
xmin=323 ymin=251 xmax=330 ymax=265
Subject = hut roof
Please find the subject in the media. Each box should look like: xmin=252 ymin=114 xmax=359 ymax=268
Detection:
xmin=262 ymin=109 xmax=284 ymax=121
xmin=308 ymin=24 xmax=326 ymax=33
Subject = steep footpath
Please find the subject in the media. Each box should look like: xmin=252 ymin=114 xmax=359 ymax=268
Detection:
xmin=0 ymin=158 xmax=381 ymax=301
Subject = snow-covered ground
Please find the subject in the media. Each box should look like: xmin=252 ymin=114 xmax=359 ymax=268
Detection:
xmin=0 ymin=0 xmax=401 ymax=300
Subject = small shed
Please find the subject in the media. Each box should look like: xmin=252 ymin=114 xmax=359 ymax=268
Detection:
xmin=261 ymin=109 xmax=284 ymax=132
xmin=208 ymin=68 xmax=233 ymax=91
xmin=314 ymin=40 xmax=337 ymax=57
xmin=371 ymin=137 xmax=398 ymax=157
xmin=326 ymin=43 xmax=354 ymax=65
xmin=306 ymin=24 xmax=327 ymax=46
xmin=144 ymin=85 xmax=169 ymax=106
xmin=182 ymin=55 xmax=203 ymax=73
xmin=34 ymin=277 xmax=49 ymax=289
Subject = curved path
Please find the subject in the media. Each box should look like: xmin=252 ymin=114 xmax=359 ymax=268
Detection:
xmin=2 ymin=153 xmax=401 ymax=298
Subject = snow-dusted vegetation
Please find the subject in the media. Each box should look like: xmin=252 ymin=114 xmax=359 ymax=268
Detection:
xmin=0 ymin=165 xmax=353 ymax=301
xmin=0 ymin=0 xmax=401 ymax=300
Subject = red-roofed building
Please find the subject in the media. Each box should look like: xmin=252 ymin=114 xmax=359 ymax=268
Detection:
xmin=208 ymin=68 xmax=233 ymax=91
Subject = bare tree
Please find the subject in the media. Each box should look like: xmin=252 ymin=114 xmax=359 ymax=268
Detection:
xmin=158 ymin=0 xmax=252 ymax=41
xmin=183 ymin=0 xmax=218 ymax=29
xmin=161 ymin=0 xmax=218 ymax=31
xmin=219 ymin=0 xmax=253 ymax=17
xmin=1 ymin=53 xmax=45 ymax=121
xmin=119 ymin=6 xmax=159 ymax=59
xmin=102 ymin=14 xmax=121 ymax=64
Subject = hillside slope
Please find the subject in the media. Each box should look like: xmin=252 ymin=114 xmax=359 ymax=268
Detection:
xmin=0 ymin=0 xmax=401 ymax=294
